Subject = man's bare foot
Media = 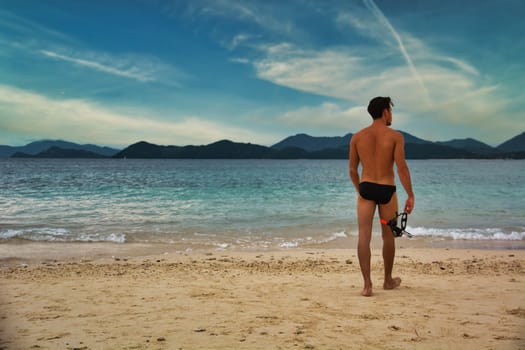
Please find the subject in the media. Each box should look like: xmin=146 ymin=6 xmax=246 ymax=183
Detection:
xmin=383 ymin=277 xmax=401 ymax=290
xmin=361 ymin=285 xmax=373 ymax=297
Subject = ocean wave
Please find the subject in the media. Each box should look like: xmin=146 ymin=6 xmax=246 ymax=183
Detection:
xmin=198 ymin=231 xmax=349 ymax=250
xmin=408 ymin=226 xmax=525 ymax=240
xmin=278 ymin=231 xmax=348 ymax=248
xmin=78 ymin=233 xmax=126 ymax=243
xmin=320 ymin=231 xmax=347 ymax=243
xmin=0 ymin=228 xmax=69 ymax=240
xmin=0 ymin=228 xmax=126 ymax=243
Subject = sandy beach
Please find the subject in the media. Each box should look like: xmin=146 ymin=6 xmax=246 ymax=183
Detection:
xmin=0 ymin=243 xmax=524 ymax=350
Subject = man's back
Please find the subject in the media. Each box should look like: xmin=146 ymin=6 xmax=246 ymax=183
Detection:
xmin=351 ymin=124 xmax=401 ymax=186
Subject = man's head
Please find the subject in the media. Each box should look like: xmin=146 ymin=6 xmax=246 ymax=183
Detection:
xmin=367 ymin=96 xmax=394 ymax=121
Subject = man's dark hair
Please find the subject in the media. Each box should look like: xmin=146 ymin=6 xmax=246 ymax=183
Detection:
xmin=367 ymin=96 xmax=394 ymax=119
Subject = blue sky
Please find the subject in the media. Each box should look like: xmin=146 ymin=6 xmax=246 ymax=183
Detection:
xmin=1 ymin=0 xmax=523 ymax=148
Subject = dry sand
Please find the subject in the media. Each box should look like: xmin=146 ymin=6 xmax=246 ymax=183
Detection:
xmin=0 ymin=243 xmax=524 ymax=349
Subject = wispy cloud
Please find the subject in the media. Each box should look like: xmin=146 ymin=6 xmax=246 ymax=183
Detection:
xmin=35 ymin=47 xmax=187 ymax=86
xmin=187 ymin=0 xmax=298 ymax=36
xmin=0 ymin=9 xmax=185 ymax=86
xmin=40 ymin=50 xmax=156 ymax=82
xmin=0 ymin=85 xmax=277 ymax=147
xmin=438 ymin=56 xmax=479 ymax=76
xmin=171 ymin=0 xmax=306 ymax=50
xmin=0 ymin=9 xmax=73 ymax=43
xmin=362 ymin=0 xmax=430 ymax=104
xmin=254 ymin=44 xmax=392 ymax=103
xmin=226 ymin=33 xmax=261 ymax=50
xmin=278 ymin=103 xmax=368 ymax=131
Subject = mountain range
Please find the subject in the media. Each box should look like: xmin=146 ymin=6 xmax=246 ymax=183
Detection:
xmin=0 ymin=140 xmax=119 ymax=158
xmin=2 ymin=131 xmax=525 ymax=159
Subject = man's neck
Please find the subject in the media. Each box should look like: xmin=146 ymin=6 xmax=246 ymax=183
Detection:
xmin=372 ymin=118 xmax=387 ymax=127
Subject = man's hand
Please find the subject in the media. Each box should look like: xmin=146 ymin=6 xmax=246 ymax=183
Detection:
xmin=404 ymin=196 xmax=414 ymax=214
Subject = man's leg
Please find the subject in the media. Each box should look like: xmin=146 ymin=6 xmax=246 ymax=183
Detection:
xmin=378 ymin=193 xmax=401 ymax=290
xmin=357 ymin=196 xmax=376 ymax=296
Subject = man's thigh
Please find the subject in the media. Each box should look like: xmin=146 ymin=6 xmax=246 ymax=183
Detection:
xmin=378 ymin=193 xmax=398 ymax=237
xmin=357 ymin=197 xmax=377 ymax=236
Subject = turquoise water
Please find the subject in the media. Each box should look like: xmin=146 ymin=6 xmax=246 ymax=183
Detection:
xmin=1 ymin=159 xmax=524 ymax=249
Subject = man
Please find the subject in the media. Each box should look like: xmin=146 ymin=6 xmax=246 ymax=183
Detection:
xmin=349 ymin=96 xmax=414 ymax=297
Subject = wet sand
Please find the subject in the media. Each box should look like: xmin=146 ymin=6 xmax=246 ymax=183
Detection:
xmin=1 ymin=243 xmax=524 ymax=349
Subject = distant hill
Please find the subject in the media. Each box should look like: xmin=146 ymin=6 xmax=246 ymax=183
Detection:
xmin=0 ymin=145 xmax=14 ymax=157
xmin=497 ymin=131 xmax=525 ymax=152
xmin=114 ymin=140 xmax=273 ymax=159
xmin=405 ymin=143 xmax=476 ymax=159
xmin=186 ymin=140 xmax=271 ymax=158
xmin=12 ymin=146 xmax=109 ymax=158
xmin=436 ymin=138 xmax=498 ymax=155
xmin=112 ymin=141 xmax=181 ymax=158
xmin=0 ymin=140 xmax=119 ymax=158
xmin=400 ymin=131 xmax=431 ymax=144
xmin=271 ymin=133 xmax=352 ymax=151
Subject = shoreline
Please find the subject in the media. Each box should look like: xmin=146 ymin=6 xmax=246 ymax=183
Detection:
xmin=1 ymin=244 xmax=524 ymax=349
xmin=1 ymin=238 xmax=525 ymax=268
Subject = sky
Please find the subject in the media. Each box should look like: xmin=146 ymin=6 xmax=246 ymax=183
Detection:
xmin=1 ymin=0 xmax=524 ymax=148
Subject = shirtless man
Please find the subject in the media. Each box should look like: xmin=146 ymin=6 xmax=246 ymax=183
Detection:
xmin=349 ymin=96 xmax=414 ymax=297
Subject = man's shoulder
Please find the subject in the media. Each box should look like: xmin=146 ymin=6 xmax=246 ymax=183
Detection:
xmin=351 ymin=128 xmax=366 ymax=142
xmin=353 ymin=127 xmax=371 ymax=137
xmin=394 ymin=129 xmax=405 ymax=140
xmin=386 ymin=128 xmax=404 ymax=140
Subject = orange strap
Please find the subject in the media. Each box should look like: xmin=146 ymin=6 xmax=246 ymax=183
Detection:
xmin=380 ymin=219 xmax=388 ymax=225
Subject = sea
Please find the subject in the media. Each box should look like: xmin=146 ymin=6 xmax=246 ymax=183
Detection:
xmin=1 ymin=158 xmax=524 ymax=250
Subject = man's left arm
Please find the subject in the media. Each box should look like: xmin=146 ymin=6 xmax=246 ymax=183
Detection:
xmin=394 ymin=133 xmax=414 ymax=213
xmin=349 ymin=136 xmax=360 ymax=192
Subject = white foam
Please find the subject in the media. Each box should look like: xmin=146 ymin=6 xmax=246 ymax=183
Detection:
xmin=0 ymin=229 xmax=22 ymax=239
xmin=279 ymin=241 xmax=299 ymax=248
xmin=0 ymin=228 xmax=70 ymax=240
xmin=276 ymin=231 xmax=348 ymax=249
xmin=0 ymin=228 xmax=126 ymax=243
xmin=317 ymin=231 xmax=347 ymax=243
xmin=214 ymin=243 xmax=229 ymax=249
xmin=80 ymin=233 xmax=126 ymax=243
xmin=409 ymin=226 xmax=525 ymax=240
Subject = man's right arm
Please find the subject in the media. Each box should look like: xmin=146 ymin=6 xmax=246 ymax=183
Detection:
xmin=393 ymin=132 xmax=414 ymax=213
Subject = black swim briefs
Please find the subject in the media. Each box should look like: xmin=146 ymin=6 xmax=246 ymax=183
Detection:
xmin=359 ymin=181 xmax=396 ymax=204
